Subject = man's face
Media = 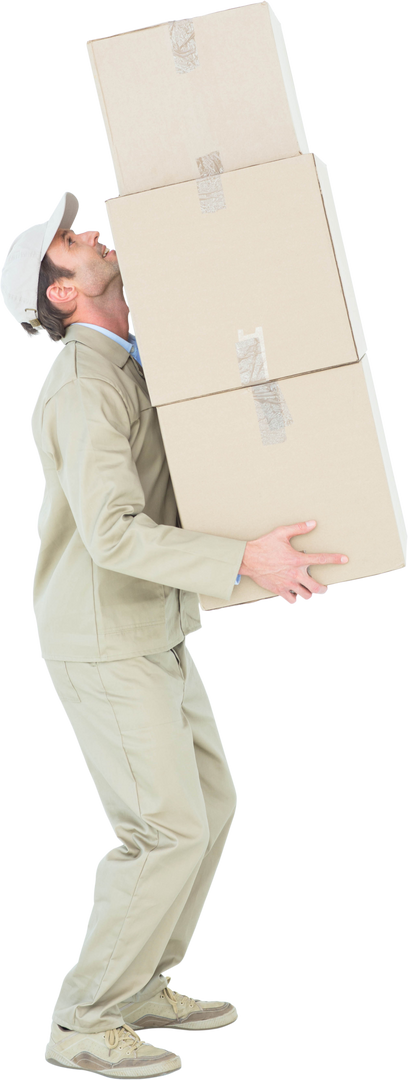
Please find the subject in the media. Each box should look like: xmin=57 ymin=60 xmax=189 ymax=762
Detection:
xmin=47 ymin=228 xmax=121 ymax=298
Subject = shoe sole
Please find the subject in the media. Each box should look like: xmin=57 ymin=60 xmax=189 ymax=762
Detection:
xmin=131 ymin=1007 xmax=238 ymax=1032
xmin=132 ymin=1015 xmax=240 ymax=1032
xmin=45 ymin=1047 xmax=181 ymax=1077
xmin=42 ymin=1049 xmax=183 ymax=1075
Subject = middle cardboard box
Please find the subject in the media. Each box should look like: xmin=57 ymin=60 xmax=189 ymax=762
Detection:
xmin=107 ymin=152 xmax=366 ymax=407
xmin=105 ymin=150 xmax=406 ymax=608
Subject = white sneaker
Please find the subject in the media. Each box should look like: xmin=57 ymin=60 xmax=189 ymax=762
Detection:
xmin=45 ymin=1020 xmax=181 ymax=1076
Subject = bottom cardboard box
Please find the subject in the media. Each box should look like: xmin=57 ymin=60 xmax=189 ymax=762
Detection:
xmin=157 ymin=356 xmax=406 ymax=610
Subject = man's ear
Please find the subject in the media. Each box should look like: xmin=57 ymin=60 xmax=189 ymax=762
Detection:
xmin=46 ymin=282 xmax=77 ymax=304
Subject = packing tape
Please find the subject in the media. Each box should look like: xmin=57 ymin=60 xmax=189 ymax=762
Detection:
xmin=235 ymin=327 xmax=292 ymax=442
xmin=169 ymin=19 xmax=199 ymax=74
xmin=196 ymin=151 xmax=226 ymax=213
xmin=169 ymin=26 xmax=225 ymax=212
xmin=236 ymin=327 xmax=269 ymax=384
xmin=251 ymin=381 xmax=293 ymax=445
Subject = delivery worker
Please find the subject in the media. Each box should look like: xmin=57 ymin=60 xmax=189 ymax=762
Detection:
xmin=1 ymin=193 xmax=348 ymax=1078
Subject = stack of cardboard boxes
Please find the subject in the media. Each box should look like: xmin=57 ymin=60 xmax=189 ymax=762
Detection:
xmin=88 ymin=2 xmax=406 ymax=609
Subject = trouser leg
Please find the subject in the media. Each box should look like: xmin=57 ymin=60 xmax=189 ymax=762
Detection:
xmin=42 ymin=635 xmax=237 ymax=1032
xmin=125 ymin=638 xmax=237 ymax=1007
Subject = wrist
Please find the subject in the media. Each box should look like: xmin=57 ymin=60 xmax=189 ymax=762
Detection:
xmin=239 ymin=539 xmax=256 ymax=576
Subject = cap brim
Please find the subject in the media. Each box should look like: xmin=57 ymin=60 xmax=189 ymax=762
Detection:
xmin=40 ymin=192 xmax=79 ymax=260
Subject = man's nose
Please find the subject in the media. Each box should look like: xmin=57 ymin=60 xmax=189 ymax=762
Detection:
xmin=77 ymin=231 xmax=100 ymax=246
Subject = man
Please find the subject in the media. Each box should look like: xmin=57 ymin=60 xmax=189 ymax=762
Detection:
xmin=1 ymin=193 xmax=348 ymax=1078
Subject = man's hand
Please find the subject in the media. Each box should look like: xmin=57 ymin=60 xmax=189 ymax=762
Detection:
xmin=238 ymin=520 xmax=348 ymax=604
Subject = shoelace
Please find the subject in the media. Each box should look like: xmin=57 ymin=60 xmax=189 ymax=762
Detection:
xmin=162 ymin=979 xmax=202 ymax=1018
xmin=105 ymin=1023 xmax=144 ymax=1053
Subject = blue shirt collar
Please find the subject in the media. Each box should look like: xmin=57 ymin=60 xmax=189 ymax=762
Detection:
xmin=75 ymin=323 xmax=142 ymax=367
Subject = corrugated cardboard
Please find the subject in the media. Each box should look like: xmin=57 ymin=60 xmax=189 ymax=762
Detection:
xmin=156 ymin=357 xmax=406 ymax=609
xmin=88 ymin=3 xmax=308 ymax=196
xmin=90 ymin=3 xmax=405 ymax=614
xmin=107 ymin=153 xmax=366 ymax=406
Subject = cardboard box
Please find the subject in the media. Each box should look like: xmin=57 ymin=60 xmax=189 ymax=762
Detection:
xmin=91 ymin=4 xmax=405 ymax=613
xmin=107 ymin=154 xmax=366 ymax=405
xmin=156 ymin=357 xmax=406 ymax=609
xmin=88 ymin=3 xmax=308 ymax=196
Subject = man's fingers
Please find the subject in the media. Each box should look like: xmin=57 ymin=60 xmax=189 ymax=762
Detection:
xmin=297 ymin=570 xmax=327 ymax=595
xmin=295 ymin=548 xmax=347 ymax=565
xmin=280 ymin=589 xmax=297 ymax=604
xmin=275 ymin=519 xmax=317 ymax=540
xmin=292 ymin=583 xmax=313 ymax=600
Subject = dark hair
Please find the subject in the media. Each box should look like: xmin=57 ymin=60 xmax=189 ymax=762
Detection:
xmin=21 ymin=253 xmax=76 ymax=342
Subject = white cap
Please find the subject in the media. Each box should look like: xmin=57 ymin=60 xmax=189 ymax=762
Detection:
xmin=0 ymin=187 xmax=81 ymax=328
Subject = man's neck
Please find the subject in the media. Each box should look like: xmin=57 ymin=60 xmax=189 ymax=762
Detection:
xmin=64 ymin=300 xmax=130 ymax=341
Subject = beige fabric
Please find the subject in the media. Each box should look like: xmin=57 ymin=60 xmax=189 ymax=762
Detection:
xmin=45 ymin=638 xmax=237 ymax=1033
xmin=31 ymin=325 xmax=246 ymax=661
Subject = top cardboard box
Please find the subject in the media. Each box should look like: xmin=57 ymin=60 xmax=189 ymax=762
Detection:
xmin=88 ymin=3 xmax=308 ymax=195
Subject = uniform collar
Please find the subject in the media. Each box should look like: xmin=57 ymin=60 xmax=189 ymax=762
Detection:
xmin=61 ymin=319 xmax=138 ymax=371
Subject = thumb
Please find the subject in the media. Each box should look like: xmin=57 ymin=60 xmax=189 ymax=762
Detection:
xmin=280 ymin=519 xmax=317 ymax=540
